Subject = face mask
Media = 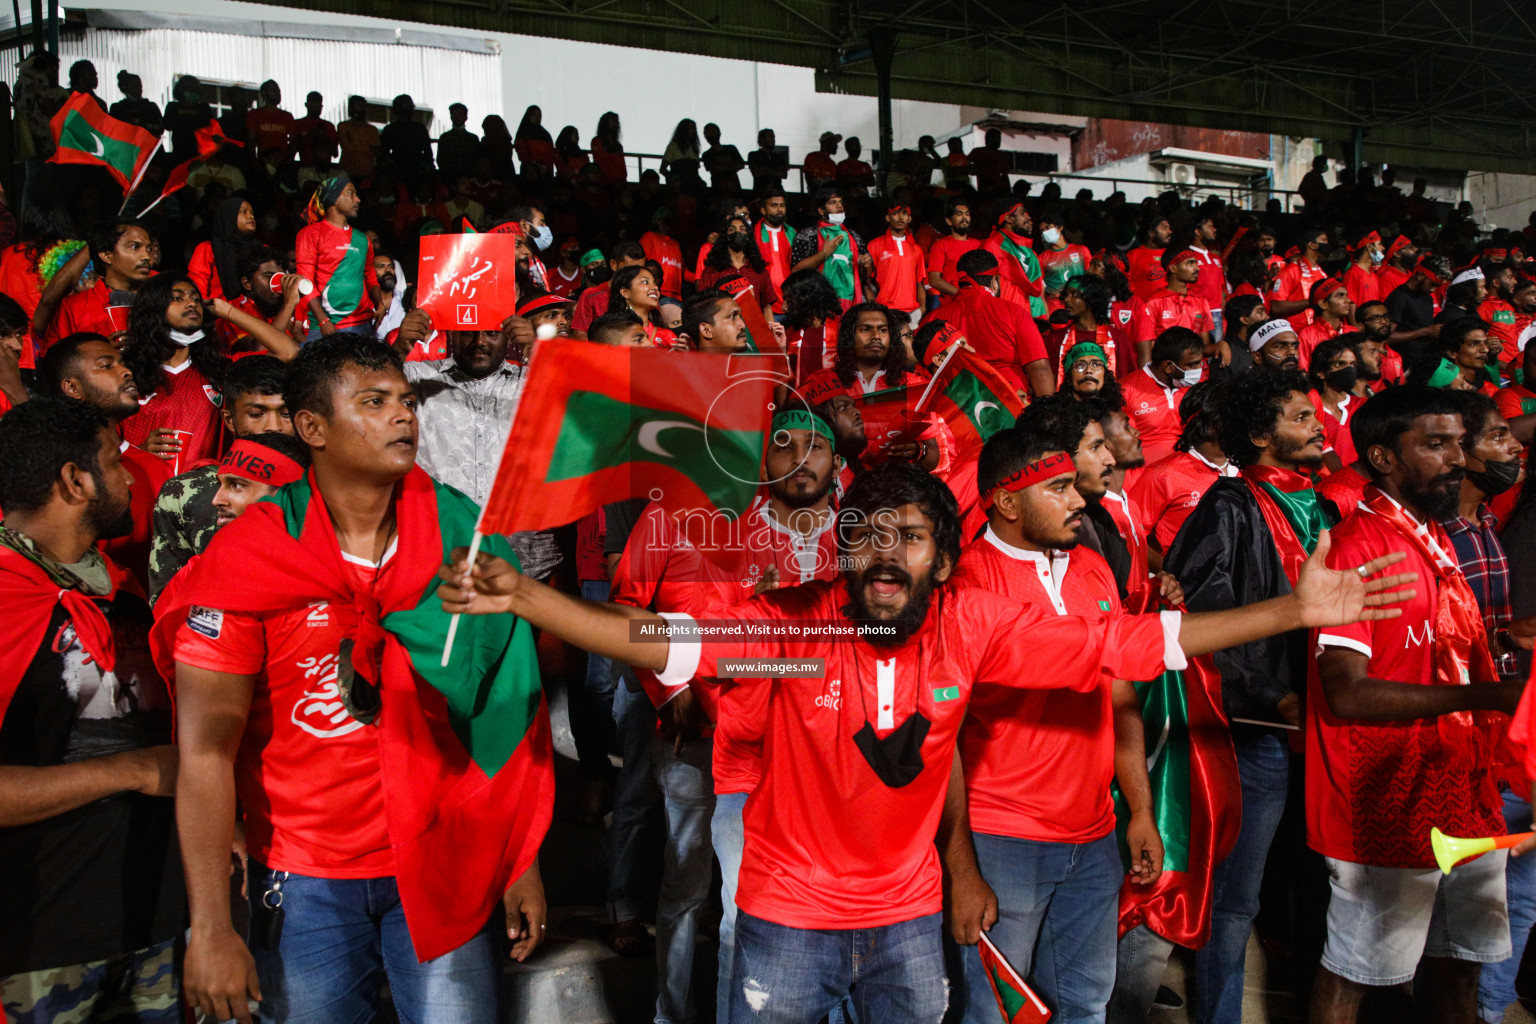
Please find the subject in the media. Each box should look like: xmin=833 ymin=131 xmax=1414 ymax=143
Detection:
xmin=825 ymin=211 xmax=846 ymax=226
xmin=1466 ymin=457 xmax=1522 ymax=497
xmin=1168 ymin=365 xmax=1200 ymax=389
xmin=765 ymin=213 xmax=785 ymax=227
xmin=169 ymin=329 xmax=204 ymax=347
xmin=1370 ymin=248 xmax=1385 ymax=264
xmin=531 ymin=224 xmax=553 ymax=251
xmin=851 ymin=710 xmax=931 ymax=789
xmin=1041 ymin=227 xmax=1062 ymax=245
xmin=1324 ymin=366 xmax=1359 ymax=392
xmin=726 ymin=232 xmax=749 ymax=251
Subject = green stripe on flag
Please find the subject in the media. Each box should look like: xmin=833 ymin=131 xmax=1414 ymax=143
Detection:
xmin=944 ymin=370 xmax=1017 ymax=442
xmin=546 ymin=389 xmax=764 ymax=516
xmin=1113 ymin=669 xmax=1193 ymax=873
xmin=58 ymin=109 xmax=142 ymax=180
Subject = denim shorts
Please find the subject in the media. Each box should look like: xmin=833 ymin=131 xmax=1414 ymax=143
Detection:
xmin=1320 ymin=852 xmax=1511 ymax=986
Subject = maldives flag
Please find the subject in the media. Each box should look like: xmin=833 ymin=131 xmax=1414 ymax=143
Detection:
xmin=478 ymin=340 xmax=783 ymax=538
xmin=977 ymin=932 xmax=1052 ymax=1023
xmin=714 ymin=273 xmax=782 ymax=354
xmin=1111 ymin=657 xmax=1240 ymax=947
xmin=153 ymin=468 xmax=553 ymax=961
xmin=193 ymin=117 xmax=242 ymax=158
xmin=856 ymin=384 xmax=927 ymax=464
xmin=49 ymin=93 xmax=159 ymax=189
xmin=921 ymin=346 xmax=1025 ymax=459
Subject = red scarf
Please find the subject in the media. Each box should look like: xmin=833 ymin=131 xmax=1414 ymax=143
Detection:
xmin=1239 ymin=464 xmax=1316 ymax=586
xmin=1359 ymin=486 xmax=1498 ymax=761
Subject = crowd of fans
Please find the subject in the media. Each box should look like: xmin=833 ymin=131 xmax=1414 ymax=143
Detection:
xmin=4 ymin=53 xmax=1536 ymax=1024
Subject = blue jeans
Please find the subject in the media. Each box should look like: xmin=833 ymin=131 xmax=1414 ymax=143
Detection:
xmin=571 ymin=580 xmax=620 ymax=778
xmin=246 ymin=861 xmax=498 ymax=1024
xmin=730 ymin=911 xmax=948 ymax=1024
xmin=1194 ymin=727 xmax=1291 ymax=1024
xmin=652 ymin=734 xmax=716 ymax=1024
xmin=713 ymin=791 xmax=748 ymax=1024
xmin=608 ymin=675 xmax=661 ymax=923
xmin=1479 ymin=788 xmax=1536 ymax=1023
xmin=960 ymin=832 xmax=1121 ymax=1024
xmin=1107 ymin=924 xmax=1176 ymax=1024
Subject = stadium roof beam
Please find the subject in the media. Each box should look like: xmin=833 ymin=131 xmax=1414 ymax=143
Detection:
xmin=256 ymin=0 xmax=1536 ymax=173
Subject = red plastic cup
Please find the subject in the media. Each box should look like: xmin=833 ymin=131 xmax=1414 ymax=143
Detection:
xmin=267 ymin=272 xmax=285 ymax=295
xmin=167 ymin=428 xmax=194 ymax=475
xmin=105 ymin=305 xmax=130 ymax=335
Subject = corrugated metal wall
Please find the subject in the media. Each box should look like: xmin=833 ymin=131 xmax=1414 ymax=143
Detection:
xmin=59 ymin=25 xmax=502 ymax=136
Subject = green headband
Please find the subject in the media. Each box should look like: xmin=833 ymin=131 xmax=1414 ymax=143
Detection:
xmin=1426 ymin=357 xmax=1463 ymax=390
xmin=770 ymin=409 xmax=834 ymax=444
xmin=1065 ymin=342 xmax=1108 ymax=367
xmin=579 ymin=248 xmax=605 ymax=267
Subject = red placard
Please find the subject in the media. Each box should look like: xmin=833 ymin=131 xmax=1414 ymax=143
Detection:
xmin=417 ymin=233 xmax=520 ymax=331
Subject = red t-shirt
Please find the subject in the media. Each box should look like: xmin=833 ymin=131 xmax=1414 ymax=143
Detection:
xmin=173 ymin=551 xmax=396 ymax=877
xmin=697 ymin=265 xmax=780 ymax=312
xmin=667 ymin=578 xmax=1175 ymax=929
xmin=1230 ymin=281 xmax=1268 ymax=316
xmin=1143 ymin=287 xmax=1211 ymax=337
xmin=1271 ymin=258 xmax=1326 ymax=304
xmin=1296 ymin=316 xmax=1346 ymax=368
xmin=571 ymin=286 xmax=610 ymax=335
xmin=1130 ymin=448 xmax=1231 ymax=550
xmin=953 ymin=531 xmax=1124 ymax=842
xmin=246 ymin=107 xmax=295 ymax=160
xmin=1103 ymin=487 xmax=1151 ymax=608
xmin=925 ymin=235 xmax=980 ymax=301
xmin=1185 ymin=246 xmax=1226 ymax=312
xmin=1480 ymin=298 xmax=1521 ymax=362
xmin=1312 ymin=507 xmax=1503 ymax=868
xmin=1495 ymin=382 xmax=1536 ymax=422
xmin=1376 ymin=264 xmax=1410 ymax=298
xmin=1343 ymin=263 xmax=1380 ymax=308
xmin=1119 ymin=367 xmax=1186 ymax=465
xmin=119 ymin=361 xmax=224 ymax=466
xmin=1126 ymin=246 xmax=1166 ymax=301
xmin=1108 ymin=296 xmax=1155 ymax=367
xmin=866 ymin=233 xmax=926 ymax=313
xmin=44 ymin=279 xmax=120 ymax=352
xmin=930 ymin=285 xmax=1048 ymax=392
xmin=546 ymin=265 xmax=583 ymax=299
xmin=1312 ymin=390 xmax=1360 ymax=466
xmin=640 ymin=232 xmax=684 ymax=300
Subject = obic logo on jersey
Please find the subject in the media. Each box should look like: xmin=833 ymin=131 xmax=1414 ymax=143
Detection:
xmin=815 ymin=678 xmax=842 ymax=711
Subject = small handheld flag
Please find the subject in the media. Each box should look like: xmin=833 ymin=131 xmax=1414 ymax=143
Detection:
xmin=50 ymin=93 xmax=159 ymax=190
xmin=977 ymin=932 xmax=1051 ymax=1023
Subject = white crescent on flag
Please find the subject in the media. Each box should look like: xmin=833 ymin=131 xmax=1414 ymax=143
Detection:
xmin=973 ymin=400 xmax=1000 ymax=421
xmin=87 ymin=131 xmax=105 ymax=158
xmin=637 ymin=420 xmax=705 ymax=458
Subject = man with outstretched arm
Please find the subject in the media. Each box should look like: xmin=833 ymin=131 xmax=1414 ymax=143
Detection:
xmin=439 ymin=461 xmax=1412 ymax=1024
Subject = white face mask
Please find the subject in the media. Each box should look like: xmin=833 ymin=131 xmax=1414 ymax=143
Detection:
xmin=531 ymin=224 xmax=553 ymax=251
xmin=1041 ymin=227 xmax=1062 ymax=245
xmin=1370 ymin=248 xmax=1385 ymax=264
xmin=169 ymin=329 xmax=204 ymax=347
xmin=825 ymin=211 xmax=846 ymax=225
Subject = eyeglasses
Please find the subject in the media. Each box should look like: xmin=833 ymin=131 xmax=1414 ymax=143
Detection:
xmin=1072 ymin=359 xmax=1105 ymax=372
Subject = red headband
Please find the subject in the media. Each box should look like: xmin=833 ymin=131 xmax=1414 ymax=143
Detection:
xmin=1385 ymin=235 xmax=1411 ymax=258
xmin=998 ymin=202 xmax=1026 ymax=226
xmin=888 ymin=204 xmax=911 ymax=215
xmin=1352 ymin=230 xmax=1381 ymax=250
xmin=219 ymin=440 xmax=304 ymax=487
xmin=1485 ymin=248 xmax=1510 ymax=262
xmin=799 ymin=374 xmax=845 ymax=407
xmin=1416 ymin=255 xmax=1447 ymax=285
xmin=1311 ymin=276 xmax=1344 ymax=304
xmin=980 ymin=452 xmax=1075 ymax=511
xmin=516 ymin=292 xmax=571 ymax=318
xmin=1165 ymin=249 xmax=1200 ymax=267
xmin=1095 ymin=248 xmax=1127 ymax=274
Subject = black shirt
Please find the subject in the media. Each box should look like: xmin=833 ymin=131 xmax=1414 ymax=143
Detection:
xmin=1385 ymin=284 xmax=1436 ymax=367
xmin=0 ymin=589 xmax=186 ymax=972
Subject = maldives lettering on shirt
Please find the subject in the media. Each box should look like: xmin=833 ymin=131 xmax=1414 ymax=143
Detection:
xmin=1271 ymin=259 xmax=1326 ymax=304
xmin=119 ymin=361 xmax=223 ymax=465
xmin=173 ymin=549 xmax=396 ymax=877
xmin=1119 ymin=367 xmax=1185 ymax=465
xmin=867 ymin=233 xmax=925 ymax=312
xmin=1310 ymin=511 xmax=1503 ymax=867
xmin=1130 ymin=448 xmax=1233 ymax=550
xmin=295 ymin=220 xmax=377 ymax=329
xmin=659 ymin=579 xmax=1180 ymax=929
xmin=953 ymin=530 xmax=1123 ymax=842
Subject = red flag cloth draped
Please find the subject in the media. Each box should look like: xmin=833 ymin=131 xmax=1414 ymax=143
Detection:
xmin=1239 ymin=464 xmax=1314 ymax=585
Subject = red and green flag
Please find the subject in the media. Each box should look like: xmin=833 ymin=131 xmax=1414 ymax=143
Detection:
xmin=478 ymin=340 xmax=783 ymax=540
xmin=714 ymin=273 xmax=782 ymax=354
xmin=1111 ymin=656 xmax=1241 ymax=947
xmin=919 ymin=345 xmax=1026 ymax=459
xmin=977 ymin=932 xmax=1052 ymax=1023
xmin=151 ymin=468 xmax=553 ymax=962
xmin=855 ymin=383 xmax=928 ymax=464
xmin=49 ymin=92 xmax=160 ymax=189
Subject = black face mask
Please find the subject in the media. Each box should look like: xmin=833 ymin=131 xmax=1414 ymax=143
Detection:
xmin=852 ymin=711 xmax=931 ymax=789
xmin=1466 ymin=457 xmax=1522 ymax=497
xmin=764 ymin=213 xmax=786 ymax=226
xmin=1324 ymin=366 xmax=1358 ymax=393
xmin=726 ymin=232 xmax=750 ymax=251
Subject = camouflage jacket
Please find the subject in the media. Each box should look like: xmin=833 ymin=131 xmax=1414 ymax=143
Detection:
xmin=148 ymin=464 xmax=220 ymax=603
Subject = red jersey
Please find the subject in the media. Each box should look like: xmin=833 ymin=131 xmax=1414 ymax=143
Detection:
xmin=1376 ymin=264 xmax=1410 ymax=297
xmin=119 ymin=360 xmax=224 ymax=465
xmin=545 ymin=264 xmax=583 ymax=299
xmin=931 ymin=284 xmax=1048 ymax=392
xmin=104 ymin=441 xmax=172 ymax=593
xmin=186 ymin=241 xmax=226 ymax=302
xmin=295 ymin=221 xmax=378 ymax=331
xmin=1120 ymin=367 xmax=1186 ymax=465
xmin=1480 ymin=298 xmax=1521 ymax=363
xmin=1037 ymin=243 xmax=1093 ymax=310
xmin=953 ymin=530 xmax=1124 ymax=842
xmin=1312 ymin=500 xmax=1502 ymax=868
xmin=1108 ymin=296 xmax=1156 ymax=370
xmin=866 ymin=232 xmax=926 ymax=313
xmin=1312 ymin=390 xmax=1360 ymax=466
xmin=1230 ymin=281 xmax=1268 ymax=315
xmin=571 ymin=286 xmax=610 ymax=335
xmin=1126 ymin=246 xmax=1166 ymax=301
xmin=802 ymin=152 xmax=836 ymax=187
xmin=0 ymin=243 xmax=43 ymax=325
xmin=1185 ymin=246 xmax=1226 ymax=312
xmin=173 ymin=551 xmax=395 ymax=877
xmin=1495 ymin=382 xmax=1536 ymax=422
xmin=1143 ymin=287 xmax=1211 ymax=337
xmin=1315 ymin=465 xmax=1369 ymax=518
xmin=1296 ymin=316 xmax=1346 ymax=368
xmin=1130 ymin=448 xmax=1235 ymax=550
xmin=640 ymin=231 xmax=684 ymax=300
xmin=1343 ymin=263 xmax=1380 ymax=308
xmin=668 ymin=578 xmax=1178 ymax=929
xmin=925 ymin=235 xmax=980 ymax=302
xmin=246 ymin=107 xmax=295 ymax=160
xmin=44 ymin=279 xmax=121 ymax=352
xmin=1271 ymin=258 xmax=1326 ymax=304
xmin=754 ymin=221 xmax=795 ymax=313
xmin=1050 ymin=323 xmax=1119 ymax=384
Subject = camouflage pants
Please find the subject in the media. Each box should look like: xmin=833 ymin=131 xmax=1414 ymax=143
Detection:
xmin=0 ymin=937 xmax=180 ymax=1023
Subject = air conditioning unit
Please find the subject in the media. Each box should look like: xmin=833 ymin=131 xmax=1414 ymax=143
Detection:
xmin=1167 ymin=162 xmax=1198 ymax=187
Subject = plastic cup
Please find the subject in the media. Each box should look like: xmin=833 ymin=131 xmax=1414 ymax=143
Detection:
xmin=167 ymin=428 xmax=194 ymax=475
xmin=105 ymin=305 xmax=130 ymax=335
